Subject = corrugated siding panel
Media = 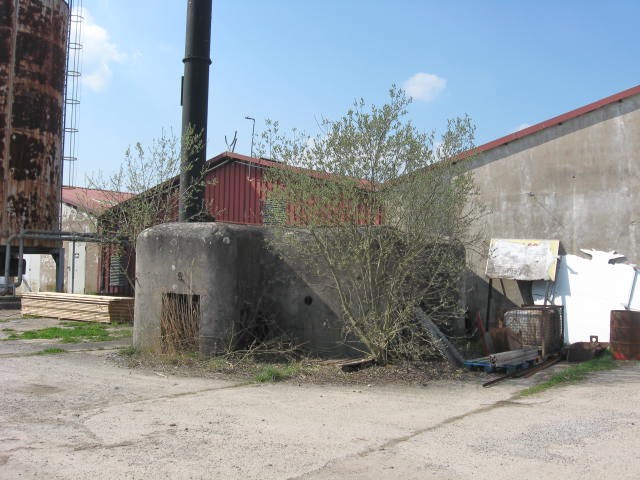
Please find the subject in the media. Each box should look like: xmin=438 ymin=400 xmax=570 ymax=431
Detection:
xmin=100 ymin=244 xmax=134 ymax=296
xmin=205 ymin=161 xmax=265 ymax=225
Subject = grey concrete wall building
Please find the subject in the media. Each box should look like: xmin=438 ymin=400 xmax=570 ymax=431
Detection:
xmin=463 ymin=85 xmax=640 ymax=321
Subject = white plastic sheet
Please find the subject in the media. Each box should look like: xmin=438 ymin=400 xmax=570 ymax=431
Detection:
xmin=533 ymin=249 xmax=640 ymax=343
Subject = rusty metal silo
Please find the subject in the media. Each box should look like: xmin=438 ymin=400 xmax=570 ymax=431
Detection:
xmin=0 ymin=0 xmax=69 ymax=250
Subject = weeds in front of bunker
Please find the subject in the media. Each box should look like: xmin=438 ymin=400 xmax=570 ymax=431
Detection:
xmin=5 ymin=322 xmax=132 ymax=343
xmin=252 ymin=364 xmax=308 ymax=383
xmin=119 ymin=346 xmax=138 ymax=356
xmin=118 ymin=345 xmax=315 ymax=383
xmin=32 ymin=347 xmax=66 ymax=355
xmin=518 ymin=351 xmax=617 ymax=397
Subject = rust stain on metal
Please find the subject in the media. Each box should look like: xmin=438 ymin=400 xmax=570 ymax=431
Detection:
xmin=503 ymin=306 xmax=564 ymax=358
xmin=566 ymin=337 xmax=609 ymax=363
xmin=1 ymin=0 xmax=68 ymax=249
xmin=610 ymin=310 xmax=640 ymax=361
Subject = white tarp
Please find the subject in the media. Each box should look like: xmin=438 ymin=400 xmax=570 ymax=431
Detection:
xmin=533 ymin=249 xmax=640 ymax=343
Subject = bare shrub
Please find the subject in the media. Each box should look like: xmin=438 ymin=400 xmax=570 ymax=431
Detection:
xmin=160 ymin=293 xmax=200 ymax=354
xmin=87 ymin=128 xmax=210 ymax=293
xmin=259 ymin=87 xmax=486 ymax=363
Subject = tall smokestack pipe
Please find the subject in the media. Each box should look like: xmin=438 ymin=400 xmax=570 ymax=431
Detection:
xmin=179 ymin=0 xmax=212 ymax=222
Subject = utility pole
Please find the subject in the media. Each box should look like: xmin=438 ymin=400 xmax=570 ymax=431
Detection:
xmin=179 ymin=0 xmax=212 ymax=222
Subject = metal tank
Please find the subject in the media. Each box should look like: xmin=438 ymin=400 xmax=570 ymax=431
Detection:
xmin=503 ymin=306 xmax=564 ymax=358
xmin=610 ymin=310 xmax=640 ymax=360
xmin=0 ymin=0 xmax=69 ymax=251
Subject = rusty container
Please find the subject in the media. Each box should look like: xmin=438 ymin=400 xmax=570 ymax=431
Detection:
xmin=503 ymin=306 xmax=564 ymax=358
xmin=610 ymin=310 xmax=640 ymax=360
xmin=0 ymin=0 xmax=69 ymax=250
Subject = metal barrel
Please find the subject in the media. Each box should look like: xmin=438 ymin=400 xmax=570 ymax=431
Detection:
xmin=610 ymin=310 xmax=640 ymax=360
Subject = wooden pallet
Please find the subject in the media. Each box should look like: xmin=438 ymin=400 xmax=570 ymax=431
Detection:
xmin=21 ymin=292 xmax=134 ymax=324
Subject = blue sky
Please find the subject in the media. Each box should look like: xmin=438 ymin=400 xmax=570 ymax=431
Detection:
xmin=71 ymin=0 xmax=640 ymax=186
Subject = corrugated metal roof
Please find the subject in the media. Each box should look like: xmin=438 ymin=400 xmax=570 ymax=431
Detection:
xmin=62 ymin=187 xmax=133 ymax=215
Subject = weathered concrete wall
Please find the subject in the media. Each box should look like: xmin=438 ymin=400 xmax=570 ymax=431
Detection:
xmin=61 ymin=203 xmax=98 ymax=294
xmin=134 ymin=223 xmax=350 ymax=357
xmin=465 ymin=93 xmax=640 ymax=321
xmin=19 ymin=203 xmax=98 ymax=294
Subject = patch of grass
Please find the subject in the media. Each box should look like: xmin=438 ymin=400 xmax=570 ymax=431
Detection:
xmin=206 ymin=356 xmax=231 ymax=372
xmin=8 ymin=324 xmax=114 ymax=343
xmin=166 ymin=351 xmax=200 ymax=365
xmin=252 ymin=363 xmax=303 ymax=383
xmin=2 ymin=328 xmax=16 ymax=332
xmin=114 ymin=328 xmax=133 ymax=338
xmin=111 ymin=321 xmax=133 ymax=327
xmin=519 ymin=351 xmax=617 ymax=397
xmin=33 ymin=347 xmax=66 ymax=355
xmin=118 ymin=347 xmax=321 ymax=383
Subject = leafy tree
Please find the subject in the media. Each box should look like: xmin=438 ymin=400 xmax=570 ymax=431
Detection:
xmin=86 ymin=128 xmax=208 ymax=292
xmin=259 ymin=87 xmax=485 ymax=363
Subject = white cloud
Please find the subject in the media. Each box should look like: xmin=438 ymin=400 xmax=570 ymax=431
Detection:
xmin=511 ymin=123 xmax=532 ymax=133
xmin=76 ymin=8 xmax=124 ymax=92
xmin=402 ymin=72 xmax=446 ymax=102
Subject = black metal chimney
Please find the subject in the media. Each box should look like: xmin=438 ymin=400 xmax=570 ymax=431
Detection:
xmin=179 ymin=0 xmax=212 ymax=222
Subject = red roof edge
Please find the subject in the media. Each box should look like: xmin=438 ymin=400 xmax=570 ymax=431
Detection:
xmin=208 ymin=151 xmax=284 ymax=169
xmin=208 ymin=151 xmax=374 ymax=188
xmin=474 ymin=84 xmax=640 ymax=155
xmin=217 ymin=86 xmax=640 ymax=170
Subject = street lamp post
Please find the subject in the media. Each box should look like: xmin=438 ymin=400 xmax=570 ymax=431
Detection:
xmin=245 ymin=116 xmax=255 ymax=157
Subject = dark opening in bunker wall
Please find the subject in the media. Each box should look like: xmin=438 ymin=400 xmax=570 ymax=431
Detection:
xmin=161 ymin=292 xmax=200 ymax=353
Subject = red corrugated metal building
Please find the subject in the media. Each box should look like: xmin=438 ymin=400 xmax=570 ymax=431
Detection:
xmin=100 ymin=152 xmax=308 ymax=295
xmin=205 ymin=152 xmax=281 ymax=225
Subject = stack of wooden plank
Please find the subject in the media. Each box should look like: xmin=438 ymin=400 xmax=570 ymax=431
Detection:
xmin=21 ymin=292 xmax=134 ymax=324
xmin=489 ymin=346 xmax=540 ymax=368
xmin=464 ymin=346 xmax=540 ymax=373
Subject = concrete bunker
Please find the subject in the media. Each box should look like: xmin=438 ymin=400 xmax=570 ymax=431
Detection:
xmin=133 ymin=222 xmax=350 ymax=357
